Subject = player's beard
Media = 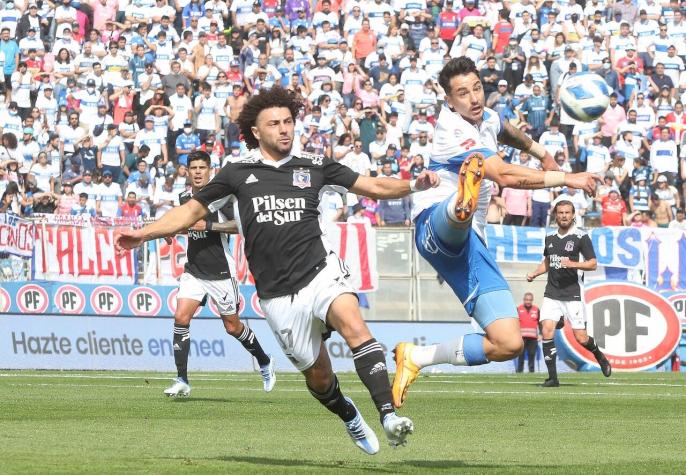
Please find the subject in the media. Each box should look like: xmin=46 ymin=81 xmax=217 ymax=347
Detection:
xmin=262 ymin=134 xmax=293 ymax=159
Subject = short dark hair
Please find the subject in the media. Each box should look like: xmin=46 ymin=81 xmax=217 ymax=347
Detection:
xmin=79 ymin=193 xmax=88 ymax=199
xmin=438 ymin=57 xmax=479 ymax=95
xmin=237 ymin=86 xmax=302 ymax=150
xmin=187 ymin=150 xmax=211 ymax=166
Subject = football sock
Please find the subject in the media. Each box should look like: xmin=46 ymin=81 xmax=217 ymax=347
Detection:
xmin=542 ymin=339 xmax=558 ymax=380
xmin=235 ymin=324 xmax=270 ymax=367
xmin=582 ymin=336 xmax=604 ymax=359
xmin=307 ymin=375 xmax=356 ymax=423
xmin=351 ymin=338 xmax=395 ymax=422
xmin=173 ymin=323 xmax=190 ymax=383
xmin=410 ymin=334 xmax=489 ymax=367
xmin=430 ymin=197 xmax=470 ymax=252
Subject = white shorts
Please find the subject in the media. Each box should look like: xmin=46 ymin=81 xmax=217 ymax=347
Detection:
xmin=259 ymin=253 xmax=356 ymax=371
xmin=540 ymin=297 xmax=587 ymax=330
xmin=177 ymin=272 xmax=240 ymax=316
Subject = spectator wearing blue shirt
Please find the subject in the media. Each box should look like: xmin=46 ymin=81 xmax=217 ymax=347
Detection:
xmin=519 ymin=83 xmax=552 ymax=141
xmin=71 ymin=192 xmax=97 ymax=217
xmin=175 ymin=120 xmax=201 ymax=166
xmin=182 ymin=0 xmax=205 ymax=28
xmin=0 ymin=27 xmax=19 ymax=86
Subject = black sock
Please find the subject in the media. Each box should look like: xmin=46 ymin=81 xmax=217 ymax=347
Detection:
xmin=308 ymin=375 xmax=357 ymax=423
xmin=542 ymin=339 xmax=558 ymax=381
xmin=351 ymin=338 xmax=394 ymax=423
xmin=235 ymin=324 xmax=270 ymax=366
xmin=173 ymin=323 xmax=190 ymax=383
xmin=582 ymin=336 xmax=604 ymax=359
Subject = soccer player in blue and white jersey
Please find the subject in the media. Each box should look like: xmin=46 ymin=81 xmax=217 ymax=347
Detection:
xmin=392 ymin=58 xmax=602 ymax=407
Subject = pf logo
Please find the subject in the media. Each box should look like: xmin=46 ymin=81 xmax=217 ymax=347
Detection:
xmin=128 ymin=287 xmax=162 ymax=317
xmin=17 ymin=284 xmax=49 ymax=314
xmin=0 ymin=287 xmax=11 ymax=313
xmin=55 ymin=285 xmax=86 ymax=314
xmin=90 ymin=286 xmax=123 ymax=316
xmin=559 ymin=282 xmax=681 ymax=371
xmin=667 ymin=293 xmax=686 ymax=329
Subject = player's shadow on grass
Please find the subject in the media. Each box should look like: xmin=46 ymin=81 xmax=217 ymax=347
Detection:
xmin=214 ymin=455 xmax=397 ymax=472
xmin=170 ymin=397 xmax=236 ymax=403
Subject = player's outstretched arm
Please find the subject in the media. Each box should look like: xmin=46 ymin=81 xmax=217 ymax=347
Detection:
xmin=349 ymin=170 xmax=440 ymax=199
xmin=115 ymin=199 xmax=209 ymax=251
xmin=497 ymin=121 xmax=559 ymax=171
xmin=485 ymin=154 xmax=602 ymax=195
xmin=189 ymin=219 xmax=239 ymax=234
xmin=526 ymin=258 xmax=549 ymax=282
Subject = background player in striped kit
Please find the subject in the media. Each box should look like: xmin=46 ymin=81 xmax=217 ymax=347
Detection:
xmin=527 ymin=200 xmax=611 ymax=387
xmin=163 ymin=152 xmax=274 ymax=397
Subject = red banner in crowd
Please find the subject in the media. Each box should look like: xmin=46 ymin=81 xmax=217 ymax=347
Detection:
xmin=32 ymin=223 xmax=136 ymax=283
xmin=0 ymin=214 xmax=34 ymax=258
xmin=144 ymin=222 xmax=378 ymax=292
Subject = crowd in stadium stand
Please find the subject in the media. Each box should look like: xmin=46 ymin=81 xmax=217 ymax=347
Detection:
xmin=0 ymin=0 xmax=685 ymax=231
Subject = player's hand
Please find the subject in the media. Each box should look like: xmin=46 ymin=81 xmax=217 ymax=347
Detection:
xmin=189 ymin=219 xmax=207 ymax=231
xmin=560 ymin=257 xmax=573 ymax=268
xmin=565 ymin=172 xmax=603 ymax=196
xmin=414 ymin=170 xmax=440 ymax=190
xmin=115 ymin=229 xmax=144 ymax=253
xmin=164 ymin=236 xmax=173 ymax=245
xmin=526 ymin=273 xmax=535 ymax=282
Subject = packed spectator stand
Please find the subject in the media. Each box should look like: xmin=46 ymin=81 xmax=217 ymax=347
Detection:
xmin=0 ymin=0 xmax=685 ymax=232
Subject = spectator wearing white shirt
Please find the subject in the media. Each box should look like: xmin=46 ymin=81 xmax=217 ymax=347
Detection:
xmin=96 ymin=170 xmax=123 ymax=217
xmin=650 ymin=127 xmax=679 ymax=184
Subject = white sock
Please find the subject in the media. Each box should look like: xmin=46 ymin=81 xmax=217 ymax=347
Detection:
xmin=410 ymin=337 xmax=467 ymax=368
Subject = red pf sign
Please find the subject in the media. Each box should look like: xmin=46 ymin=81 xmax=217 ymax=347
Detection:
xmin=560 ymin=282 xmax=681 ymax=371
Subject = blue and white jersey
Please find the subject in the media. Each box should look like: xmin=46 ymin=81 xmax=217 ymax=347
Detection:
xmin=96 ymin=183 xmax=122 ymax=218
xmin=411 ymin=106 xmax=500 ymax=237
xmin=539 ymin=130 xmax=567 ymax=156
xmin=634 ymin=20 xmax=660 ymax=50
xmin=572 ymin=120 xmax=599 ymax=143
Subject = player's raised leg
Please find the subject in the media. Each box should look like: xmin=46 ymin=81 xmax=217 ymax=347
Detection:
xmin=394 ymin=170 xmax=523 ymax=407
xmin=327 ymin=292 xmax=414 ymax=448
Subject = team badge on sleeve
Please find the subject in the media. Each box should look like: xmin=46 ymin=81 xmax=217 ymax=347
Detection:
xmin=293 ymin=169 xmax=311 ymax=189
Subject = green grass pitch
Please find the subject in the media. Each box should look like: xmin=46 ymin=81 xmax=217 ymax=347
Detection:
xmin=2 ymin=371 xmax=686 ymax=474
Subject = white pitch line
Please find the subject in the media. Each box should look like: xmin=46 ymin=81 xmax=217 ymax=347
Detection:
xmin=5 ymin=382 xmax=686 ymax=398
xmin=2 ymin=373 xmax=686 ymax=388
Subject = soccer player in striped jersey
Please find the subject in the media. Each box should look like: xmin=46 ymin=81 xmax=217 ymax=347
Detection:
xmin=163 ymin=152 xmax=275 ymax=397
xmin=526 ymin=200 xmax=611 ymax=386
xmin=392 ymin=57 xmax=602 ymax=408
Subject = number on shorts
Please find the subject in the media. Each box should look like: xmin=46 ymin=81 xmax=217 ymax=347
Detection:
xmin=274 ymin=328 xmax=293 ymax=352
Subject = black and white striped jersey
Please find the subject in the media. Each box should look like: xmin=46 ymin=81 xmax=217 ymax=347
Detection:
xmin=543 ymin=227 xmax=596 ymax=301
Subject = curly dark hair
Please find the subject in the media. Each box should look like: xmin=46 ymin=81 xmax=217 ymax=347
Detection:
xmin=237 ymin=87 xmax=302 ymax=150
xmin=438 ymin=57 xmax=479 ymax=95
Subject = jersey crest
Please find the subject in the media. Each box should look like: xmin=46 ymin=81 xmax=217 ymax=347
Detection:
xmin=293 ymin=169 xmax=311 ymax=189
xmin=565 ymin=240 xmax=575 ymax=252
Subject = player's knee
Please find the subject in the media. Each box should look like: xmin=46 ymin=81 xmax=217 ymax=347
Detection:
xmin=492 ymin=334 xmax=524 ymax=359
xmin=222 ymin=315 xmax=242 ymax=336
xmin=174 ymin=313 xmax=192 ymax=326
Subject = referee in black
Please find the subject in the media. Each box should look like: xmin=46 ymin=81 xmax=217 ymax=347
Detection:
xmin=526 ymin=200 xmax=611 ymax=387
xmin=116 ymin=87 xmax=440 ymax=454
